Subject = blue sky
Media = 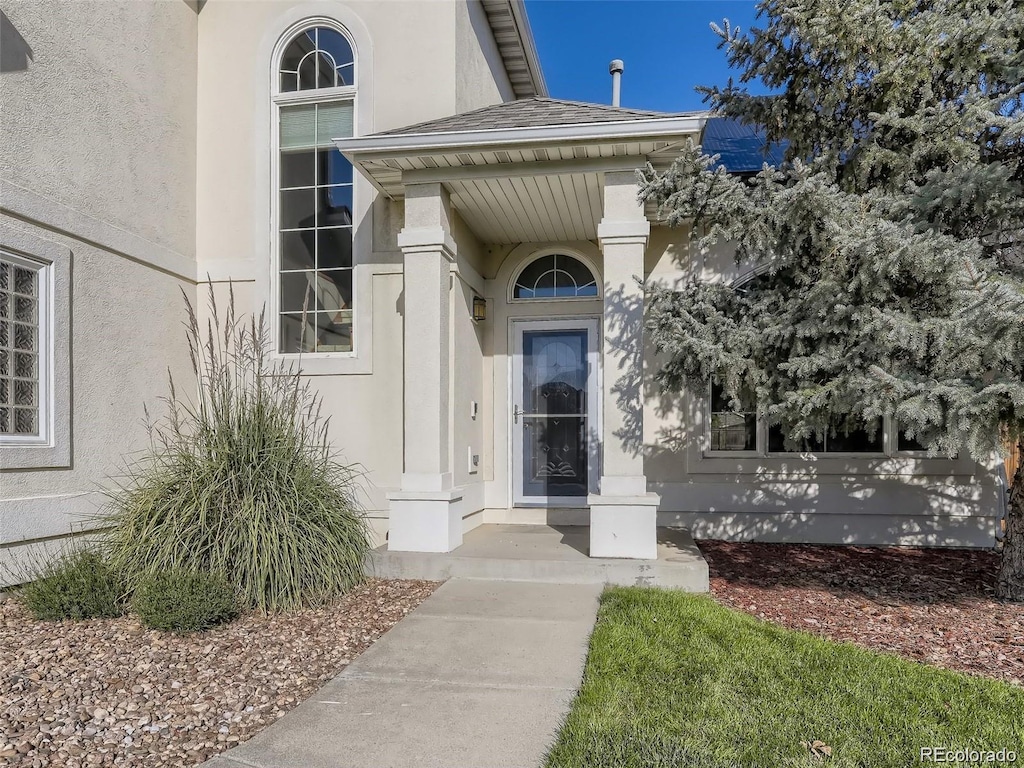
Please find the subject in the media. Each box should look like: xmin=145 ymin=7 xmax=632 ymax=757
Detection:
xmin=524 ymin=0 xmax=763 ymax=112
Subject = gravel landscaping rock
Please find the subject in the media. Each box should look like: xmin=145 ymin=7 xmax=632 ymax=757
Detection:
xmin=700 ymin=541 xmax=1024 ymax=686
xmin=1 ymin=579 xmax=438 ymax=766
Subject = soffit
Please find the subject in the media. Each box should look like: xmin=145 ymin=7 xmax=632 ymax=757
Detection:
xmin=337 ymin=116 xmax=708 ymax=244
xmin=480 ymin=0 xmax=547 ymax=98
xmin=354 ymin=140 xmax=693 ymax=244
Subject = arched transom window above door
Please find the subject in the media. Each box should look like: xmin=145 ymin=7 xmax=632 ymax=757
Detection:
xmin=511 ymin=254 xmax=599 ymax=300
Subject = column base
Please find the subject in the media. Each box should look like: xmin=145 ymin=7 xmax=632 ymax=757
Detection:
xmin=587 ymin=492 xmax=661 ymax=560
xmin=387 ymin=488 xmax=464 ymax=553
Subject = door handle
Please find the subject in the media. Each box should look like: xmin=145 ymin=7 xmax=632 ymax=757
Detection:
xmin=513 ymin=406 xmax=524 ymax=424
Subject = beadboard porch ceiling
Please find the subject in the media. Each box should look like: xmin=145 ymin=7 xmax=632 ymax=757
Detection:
xmin=336 ymin=113 xmax=707 ymax=244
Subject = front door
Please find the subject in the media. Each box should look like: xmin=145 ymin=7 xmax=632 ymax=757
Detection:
xmin=512 ymin=319 xmax=599 ymax=505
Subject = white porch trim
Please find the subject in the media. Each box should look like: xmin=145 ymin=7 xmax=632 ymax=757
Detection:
xmin=586 ymin=170 xmax=660 ymax=559
xmin=387 ymin=183 xmax=463 ymax=553
xmin=336 ymin=114 xmax=706 ymax=156
xmin=343 ymin=109 xmax=707 ymax=559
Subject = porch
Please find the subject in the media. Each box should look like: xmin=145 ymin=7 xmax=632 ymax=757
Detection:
xmin=337 ymin=98 xmax=709 ymax=563
xmin=366 ymin=524 xmax=710 ymax=590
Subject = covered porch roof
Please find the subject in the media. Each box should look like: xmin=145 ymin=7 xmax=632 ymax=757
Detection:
xmin=336 ymin=97 xmax=708 ymax=243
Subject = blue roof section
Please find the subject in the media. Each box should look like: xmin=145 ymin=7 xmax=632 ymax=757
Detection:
xmin=702 ymin=117 xmax=787 ymax=173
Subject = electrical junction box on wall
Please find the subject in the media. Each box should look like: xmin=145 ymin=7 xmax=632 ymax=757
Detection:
xmin=468 ymin=446 xmax=479 ymax=474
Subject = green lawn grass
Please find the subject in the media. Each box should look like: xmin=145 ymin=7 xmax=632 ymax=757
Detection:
xmin=545 ymin=588 xmax=1024 ymax=768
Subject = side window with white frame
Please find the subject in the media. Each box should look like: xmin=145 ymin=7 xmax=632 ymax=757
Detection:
xmin=896 ymin=426 xmax=928 ymax=452
xmin=767 ymin=416 xmax=884 ymax=454
xmin=703 ymin=380 xmax=899 ymax=458
xmin=707 ymin=380 xmax=757 ymax=452
xmin=703 ymin=376 xmax=887 ymax=455
xmin=274 ymin=24 xmax=357 ymax=355
xmin=0 ymin=251 xmax=48 ymax=441
xmin=700 ymin=270 xmax=923 ymax=460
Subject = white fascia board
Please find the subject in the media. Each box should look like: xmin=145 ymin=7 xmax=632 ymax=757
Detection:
xmin=509 ymin=0 xmax=548 ymax=97
xmin=333 ymin=114 xmax=709 ymax=158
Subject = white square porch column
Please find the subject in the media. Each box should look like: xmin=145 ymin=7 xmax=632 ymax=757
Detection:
xmin=588 ymin=171 xmax=660 ymax=559
xmin=387 ymin=183 xmax=463 ymax=552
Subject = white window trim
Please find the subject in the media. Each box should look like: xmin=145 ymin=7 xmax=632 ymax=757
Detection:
xmin=256 ymin=6 xmax=376 ymax=376
xmin=508 ymin=248 xmax=603 ymax=303
xmin=704 ymin=381 xmax=761 ymax=457
xmin=704 ymin=392 xmax=965 ymax=461
xmin=0 ymin=251 xmax=49 ymax=445
xmin=272 ymin=22 xmax=357 ymax=362
xmin=760 ymin=416 xmax=889 ymax=459
xmin=702 ymin=385 xmax=943 ymax=461
xmin=695 ymin=386 xmax=973 ymax=476
xmin=693 ymin=271 xmax=967 ymax=472
xmin=0 ymin=225 xmax=71 ymax=469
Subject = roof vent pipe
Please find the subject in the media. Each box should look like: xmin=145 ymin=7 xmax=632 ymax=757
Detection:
xmin=609 ymin=59 xmax=624 ymax=107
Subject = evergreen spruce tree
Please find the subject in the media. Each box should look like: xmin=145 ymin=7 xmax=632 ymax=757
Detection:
xmin=641 ymin=0 xmax=1024 ymax=599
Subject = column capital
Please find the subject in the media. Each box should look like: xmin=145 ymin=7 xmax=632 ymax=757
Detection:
xmin=597 ymin=218 xmax=650 ymax=247
xmin=397 ymin=226 xmax=457 ymax=261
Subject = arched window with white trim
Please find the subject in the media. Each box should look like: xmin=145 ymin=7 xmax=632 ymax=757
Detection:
xmin=274 ymin=24 xmax=356 ymax=354
xmin=511 ymin=253 xmax=598 ymax=300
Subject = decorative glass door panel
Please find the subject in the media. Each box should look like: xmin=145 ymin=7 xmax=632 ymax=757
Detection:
xmin=512 ymin=320 xmax=599 ymax=504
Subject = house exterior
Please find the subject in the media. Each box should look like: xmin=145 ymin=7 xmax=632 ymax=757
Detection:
xmin=0 ymin=0 xmax=1005 ymax=582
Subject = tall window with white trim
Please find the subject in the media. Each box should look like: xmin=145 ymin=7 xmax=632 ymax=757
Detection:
xmin=275 ymin=25 xmax=356 ymax=354
xmin=0 ymin=252 xmax=47 ymax=440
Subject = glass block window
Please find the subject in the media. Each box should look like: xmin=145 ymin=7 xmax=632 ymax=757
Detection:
xmin=275 ymin=25 xmax=356 ymax=355
xmin=708 ymin=381 xmax=756 ymax=451
xmin=0 ymin=254 xmax=44 ymax=437
xmin=513 ymin=254 xmax=598 ymax=299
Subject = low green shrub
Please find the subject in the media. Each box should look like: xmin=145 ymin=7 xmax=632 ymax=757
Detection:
xmin=132 ymin=569 xmax=237 ymax=633
xmin=19 ymin=550 xmax=126 ymax=621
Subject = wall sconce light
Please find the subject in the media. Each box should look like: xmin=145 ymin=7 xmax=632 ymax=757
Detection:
xmin=472 ymin=295 xmax=487 ymax=323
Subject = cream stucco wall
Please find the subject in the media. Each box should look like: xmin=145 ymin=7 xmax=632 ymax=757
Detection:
xmin=2 ymin=0 xmax=997 ymax=570
xmin=1 ymin=1 xmax=199 ymax=583
xmin=190 ymin=1 xmax=516 ymax=545
xmin=0 ymin=0 xmax=198 ymax=259
xmin=450 ymin=213 xmax=487 ymax=495
xmin=195 ymin=0 xmax=510 ymax=277
xmin=456 ymin=0 xmax=514 ymax=111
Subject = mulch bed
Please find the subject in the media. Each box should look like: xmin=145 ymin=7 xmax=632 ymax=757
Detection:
xmin=699 ymin=540 xmax=1024 ymax=687
xmin=0 ymin=579 xmax=439 ymax=767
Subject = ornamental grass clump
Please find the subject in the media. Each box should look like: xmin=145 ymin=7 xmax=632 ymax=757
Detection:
xmin=103 ymin=285 xmax=369 ymax=613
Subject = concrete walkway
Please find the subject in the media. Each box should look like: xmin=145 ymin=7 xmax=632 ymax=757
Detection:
xmin=205 ymin=579 xmax=601 ymax=768
xmin=369 ymin=524 xmax=710 ymax=590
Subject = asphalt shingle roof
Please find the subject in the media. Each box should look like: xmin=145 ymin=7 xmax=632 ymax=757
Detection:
xmin=375 ymin=97 xmax=697 ymax=136
xmin=365 ymin=98 xmax=785 ymax=175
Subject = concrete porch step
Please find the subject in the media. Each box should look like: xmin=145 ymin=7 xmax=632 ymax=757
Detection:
xmin=366 ymin=524 xmax=710 ymax=590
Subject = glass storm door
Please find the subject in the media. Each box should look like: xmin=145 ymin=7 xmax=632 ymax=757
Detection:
xmin=512 ymin=319 xmax=599 ymax=505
